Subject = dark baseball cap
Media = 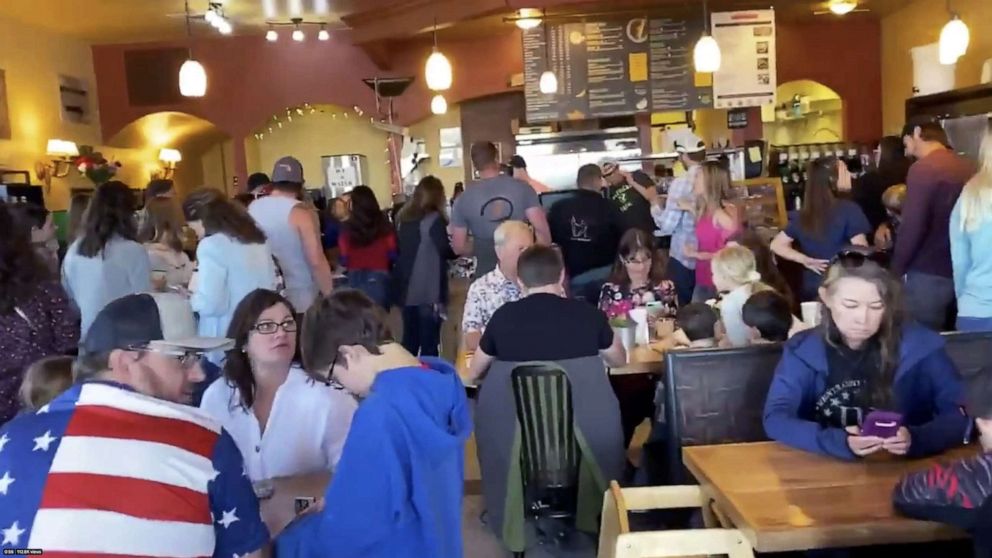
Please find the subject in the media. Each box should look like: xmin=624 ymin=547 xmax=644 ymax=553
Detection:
xmin=83 ymin=293 xmax=233 ymax=356
xmin=271 ymin=156 xmax=304 ymax=184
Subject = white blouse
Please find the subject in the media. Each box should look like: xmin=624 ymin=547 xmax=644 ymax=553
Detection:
xmin=199 ymin=365 xmax=358 ymax=481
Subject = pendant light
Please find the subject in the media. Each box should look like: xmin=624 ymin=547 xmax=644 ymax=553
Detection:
xmin=828 ymin=0 xmax=858 ymax=15
xmin=425 ymin=19 xmax=452 ymax=91
xmin=538 ymin=11 xmax=557 ymax=95
xmin=430 ymin=94 xmax=448 ymax=115
xmin=938 ymin=1 xmax=970 ymax=65
xmin=515 ymin=9 xmax=542 ymax=30
xmin=693 ymin=0 xmax=721 ymax=73
xmin=179 ymin=0 xmax=207 ymax=97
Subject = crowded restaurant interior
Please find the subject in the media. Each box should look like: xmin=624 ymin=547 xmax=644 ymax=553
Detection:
xmin=2 ymin=0 xmax=992 ymax=556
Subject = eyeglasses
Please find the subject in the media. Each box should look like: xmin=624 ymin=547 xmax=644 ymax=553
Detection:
xmin=252 ymin=319 xmax=298 ymax=335
xmin=128 ymin=345 xmax=201 ymax=369
xmin=622 ymin=256 xmax=651 ymax=266
xmin=318 ymin=351 xmax=346 ymax=391
xmin=831 ymin=249 xmax=888 ymax=269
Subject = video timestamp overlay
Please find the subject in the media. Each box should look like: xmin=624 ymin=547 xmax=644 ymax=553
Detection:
xmin=3 ymin=549 xmax=43 ymax=555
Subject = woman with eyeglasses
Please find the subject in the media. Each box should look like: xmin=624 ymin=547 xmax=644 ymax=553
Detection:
xmin=764 ymin=249 xmax=967 ymax=461
xmin=199 ymin=289 xmax=356 ymax=482
xmin=771 ymin=156 xmax=872 ymax=302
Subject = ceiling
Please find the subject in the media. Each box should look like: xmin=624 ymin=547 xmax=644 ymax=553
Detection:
xmin=0 ymin=0 xmax=916 ymax=44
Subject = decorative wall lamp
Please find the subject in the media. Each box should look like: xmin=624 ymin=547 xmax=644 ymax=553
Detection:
xmin=158 ymin=148 xmax=182 ymax=179
xmin=35 ymin=139 xmax=79 ymax=192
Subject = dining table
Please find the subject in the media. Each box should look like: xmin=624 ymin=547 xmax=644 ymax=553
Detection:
xmin=683 ymin=441 xmax=975 ymax=553
xmin=260 ymin=471 xmax=331 ymax=538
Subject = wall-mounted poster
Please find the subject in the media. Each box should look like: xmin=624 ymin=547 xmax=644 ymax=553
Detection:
xmin=711 ymin=10 xmax=777 ymax=109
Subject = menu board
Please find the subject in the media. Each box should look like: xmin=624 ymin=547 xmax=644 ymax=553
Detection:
xmin=524 ymin=15 xmax=715 ymax=122
xmin=711 ymin=10 xmax=777 ymax=109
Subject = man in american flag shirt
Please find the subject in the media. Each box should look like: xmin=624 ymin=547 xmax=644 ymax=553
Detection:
xmin=0 ymin=293 xmax=270 ymax=557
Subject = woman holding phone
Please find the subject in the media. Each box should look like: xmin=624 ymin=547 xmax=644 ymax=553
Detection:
xmin=763 ymin=248 xmax=968 ymax=460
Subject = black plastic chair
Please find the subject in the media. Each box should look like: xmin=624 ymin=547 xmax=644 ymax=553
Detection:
xmin=941 ymin=330 xmax=992 ymax=380
xmin=510 ymin=363 xmax=581 ymax=557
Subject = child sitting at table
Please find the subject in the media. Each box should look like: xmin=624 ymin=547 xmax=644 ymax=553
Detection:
xmin=711 ymin=245 xmax=775 ymax=347
xmin=19 ymin=355 xmax=74 ymax=411
xmin=893 ymin=370 xmax=992 ymax=557
xmin=742 ymin=291 xmax=793 ymax=344
xmin=676 ymin=303 xmax=718 ymax=349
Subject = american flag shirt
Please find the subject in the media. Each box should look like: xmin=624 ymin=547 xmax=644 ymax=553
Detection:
xmin=0 ymin=381 xmax=269 ymax=557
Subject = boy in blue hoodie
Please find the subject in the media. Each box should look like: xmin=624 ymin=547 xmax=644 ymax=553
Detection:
xmin=277 ymin=289 xmax=471 ymax=558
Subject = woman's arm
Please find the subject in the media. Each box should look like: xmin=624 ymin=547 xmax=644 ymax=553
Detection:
xmin=949 ymin=200 xmax=969 ymax=299
xmin=127 ymin=243 xmax=153 ymax=293
xmin=190 ymin=241 xmax=230 ymax=317
xmin=429 ymin=216 xmax=456 ymax=260
xmin=770 ymin=231 xmax=829 ymax=275
xmin=905 ymin=349 xmax=970 ymax=458
xmin=763 ymin=346 xmax=856 ymax=460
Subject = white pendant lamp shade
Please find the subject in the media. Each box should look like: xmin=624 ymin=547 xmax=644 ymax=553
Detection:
xmin=292 ymin=28 xmax=305 ymax=41
xmin=179 ymin=59 xmax=207 ymax=97
xmin=694 ymin=35 xmax=721 ymax=73
xmin=938 ymin=15 xmax=970 ymax=65
xmin=430 ymin=94 xmax=448 ymax=115
xmin=318 ymin=28 xmax=330 ymax=41
xmin=266 ymin=29 xmax=278 ymax=41
xmin=425 ymin=48 xmax=453 ymax=91
xmin=539 ymin=70 xmax=558 ymax=94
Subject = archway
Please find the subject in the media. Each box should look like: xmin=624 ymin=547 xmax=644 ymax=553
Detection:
xmin=763 ymin=80 xmax=845 ymax=146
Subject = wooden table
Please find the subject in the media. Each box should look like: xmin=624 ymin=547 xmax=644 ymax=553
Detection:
xmin=683 ymin=442 xmax=973 ymax=552
xmin=455 ymin=343 xmax=666 ymax=386
xmin=260 ymin=472 xmax=330 ymax=538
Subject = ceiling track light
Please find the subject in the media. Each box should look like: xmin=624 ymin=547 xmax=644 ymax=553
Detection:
xmin=265 ymin=18 xmax=333 ymax=43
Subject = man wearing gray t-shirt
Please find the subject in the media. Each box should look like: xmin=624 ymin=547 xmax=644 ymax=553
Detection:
xmin=451 ymin=142 xmax=551 ymax=278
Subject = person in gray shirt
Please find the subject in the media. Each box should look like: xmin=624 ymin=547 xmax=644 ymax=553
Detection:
xmin=450 ymin=141 xmax=551 ymax=277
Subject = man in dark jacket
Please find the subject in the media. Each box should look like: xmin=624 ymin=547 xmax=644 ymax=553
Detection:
xmin=894 ymin=370 xmax=992 ymax=557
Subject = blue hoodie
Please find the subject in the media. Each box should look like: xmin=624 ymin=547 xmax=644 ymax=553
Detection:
xmin=763 ymin=323 xmax=968 ymax=460
xmin=276 ymin=357 xmax=471 ymax=557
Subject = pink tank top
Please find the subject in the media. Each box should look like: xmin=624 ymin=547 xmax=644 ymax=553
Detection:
xmin=695 ymin=211 xmax=739 ymax=287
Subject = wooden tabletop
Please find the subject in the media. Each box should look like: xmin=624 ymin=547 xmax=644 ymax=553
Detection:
xmin=260 ymin=472 xmax=331 ymax=538
xmin=455 ymin=343 xmax=665 ymax=386
xmin=683 ymin=441 xmax=974 ymax=552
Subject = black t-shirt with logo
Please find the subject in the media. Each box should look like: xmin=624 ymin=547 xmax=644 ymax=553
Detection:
xmin=607 ymin=171 xmax=657 ymax=234
xmin=815 ymin=340 xmax=881 ymax=428
xmin=548 ymin=189 xmax=624 ymax=277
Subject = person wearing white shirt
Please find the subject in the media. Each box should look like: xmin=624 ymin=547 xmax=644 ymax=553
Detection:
xmin=199 ymin=289 xmax=356 ymax=481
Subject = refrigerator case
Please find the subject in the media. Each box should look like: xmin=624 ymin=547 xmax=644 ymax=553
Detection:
xmin=514 ymin=128 xmax=642 ymax=191
xmin=321 ymin=154 xmax=369 ymax=198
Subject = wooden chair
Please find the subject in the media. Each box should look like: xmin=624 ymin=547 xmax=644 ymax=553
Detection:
xmin=661 ymin=344 xmax=783 ymax=484
xmin=598 ymin=481 xmax=755 ymax=558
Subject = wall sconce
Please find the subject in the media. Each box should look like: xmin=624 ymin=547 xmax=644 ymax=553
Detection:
xmin=159 ymin=148 xmax=182 ymax=179
xmin=35 ymin=139 xmax=79 ymax=193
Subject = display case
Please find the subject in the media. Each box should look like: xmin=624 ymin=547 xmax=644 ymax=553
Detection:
xmin=731 ymin=177 xmax=787 ymax=235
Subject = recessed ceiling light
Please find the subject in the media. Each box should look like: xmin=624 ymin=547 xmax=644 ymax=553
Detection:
xmin=829 ymin=0 xmax=858 ymax=15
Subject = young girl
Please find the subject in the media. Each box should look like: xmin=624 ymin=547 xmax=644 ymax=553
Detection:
xmin=19 ymin=356 xmax=74 ymax=411
xmin=685 ymin=161 xmax=740 ymax=302
xmin=711 ymin=245 xmax=774 ymax=347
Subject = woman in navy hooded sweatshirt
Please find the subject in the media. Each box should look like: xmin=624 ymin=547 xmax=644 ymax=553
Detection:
xmin=763 ymin=249 xmax=968 ymax=460
xmin=276 ymin=288 xmax=471 ymax=558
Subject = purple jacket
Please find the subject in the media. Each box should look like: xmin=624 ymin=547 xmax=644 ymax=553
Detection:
xmin=0 ymin=281 xmax=79 ymax=424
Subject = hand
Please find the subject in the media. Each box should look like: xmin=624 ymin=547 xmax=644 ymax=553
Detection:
xmin=836 ymin=160 xmax=853 ymax=192
xmin=676 ymin=198 xmax=695 ymax=211
xmin=874 ymin=223 xmax=892 ymax=248
xmin=882 ymin=427 xmax=912 ymax=456
xmin=846 ymin=426 xmax=884 ymax=457
xmin=298 ymin=497 xmax=325 ymax=517
xmin=683 ymin=243 xmax=698 ymax=259
xmin=802 ymin=255 xmax=830 ymax=275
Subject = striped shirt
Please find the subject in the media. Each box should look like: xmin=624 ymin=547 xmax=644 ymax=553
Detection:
xmin=0 ymin=381 xmax=268 ymax=557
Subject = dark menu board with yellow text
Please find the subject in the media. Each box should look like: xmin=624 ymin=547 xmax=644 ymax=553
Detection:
xmin=524 ymin=15 xmax=714 ymax=123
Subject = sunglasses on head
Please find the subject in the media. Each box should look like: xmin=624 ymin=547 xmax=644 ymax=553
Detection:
xmin=831 ymin=249 xmax=888 ymax=268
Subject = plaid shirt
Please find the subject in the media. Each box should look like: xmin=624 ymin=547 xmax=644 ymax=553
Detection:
xmin=651 ymin=164 xmax=699 ymax=269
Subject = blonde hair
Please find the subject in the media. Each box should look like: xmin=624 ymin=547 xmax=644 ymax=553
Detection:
xmin=958 ymin=129 xmax=992 ymax=233
xmin=695 ymin=161 xmax=735 ymax=217
xmin=20 ymin=356 xmax=74 ymax=411
xmin=494 ymin=220 xmax=533 ymax=248
xmin=713 ymin=245 xmax=771 ymax=292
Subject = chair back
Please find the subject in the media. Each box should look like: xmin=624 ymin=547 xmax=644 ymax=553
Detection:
xmin=511 ymin=362 xmax=581 ymax=518
xmin=662 ymin=344 xmax=783 ymax=484
xmin=941 ymin=330 xmax=992 ymax=380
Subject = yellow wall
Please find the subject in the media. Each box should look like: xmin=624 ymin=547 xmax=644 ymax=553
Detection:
xmin=407 ymin=105 xmax=464 ymax=194
xmin=201 ymin=139 xmax=234 ymax=195
xmin=882 ymin=0 xmax=992 ymax=134
xmin=763 ymin=80 xmax=845 ymax=145
xmin=246 ymin=106 xmax=391 ymax=203
xmin=0 ymin=16 xmax=154 ymax=210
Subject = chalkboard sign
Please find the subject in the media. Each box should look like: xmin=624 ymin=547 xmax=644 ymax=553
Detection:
xmin=523 ymin=15 xmax=714 ymax=122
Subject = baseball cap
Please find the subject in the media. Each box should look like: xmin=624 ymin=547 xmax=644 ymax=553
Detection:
xmin=508 ymin=155 xmax=527 ymax=169
xmin=83 ymin=293 xmax=233 ymax=356
xmin=271 ymin=156 xmax=304 ymax=184
xmin=599 ymin=158 xmax=619 ymax=175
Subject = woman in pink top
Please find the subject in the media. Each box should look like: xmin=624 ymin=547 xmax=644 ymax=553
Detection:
xmin=685 ymin=161 xmax=740 ymax=301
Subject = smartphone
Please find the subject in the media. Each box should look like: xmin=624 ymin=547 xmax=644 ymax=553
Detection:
xmin=860 ymin=410 xmax=903 ymax=438
xmin=294 ymin=496 xmax=317 ymax=515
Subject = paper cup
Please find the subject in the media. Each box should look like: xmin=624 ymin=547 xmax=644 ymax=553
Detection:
xmin=629 ymin=308 xmax=649 ymax=345
xmin=801 ymin=301 xmax=822 ymax=327
xmin=614 ymin=326 xmax=637 ymax=362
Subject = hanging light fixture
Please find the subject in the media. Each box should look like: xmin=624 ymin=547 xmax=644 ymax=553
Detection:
xmin=538 ymin=11 xmax=557 ymax=94
xmin=431 ymin=94 xmax=448 ymax=115
xmin=216 ymin=17 xmax=233 ymax=35
xmin=693 ymin=0 xmax=721 ymax=73
xmin=179 ymin=1 xmax=207 ymax=97
xmin=515 ymin=8 xmax=542 ymax=30
xmin=318 ymin=25 xmax=330 ymax=41
xmin=425 ymin=19 xmax=452 ymax=91
xmin=292 ymin=18 xmax=305 ymax=41
xmin=828 ymin=0 xmax=858 ymax=15
xmin=938 ymin=1 xmax=970 ymax=66
xmin=266 ymin=27 xmax=278 ymax=41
